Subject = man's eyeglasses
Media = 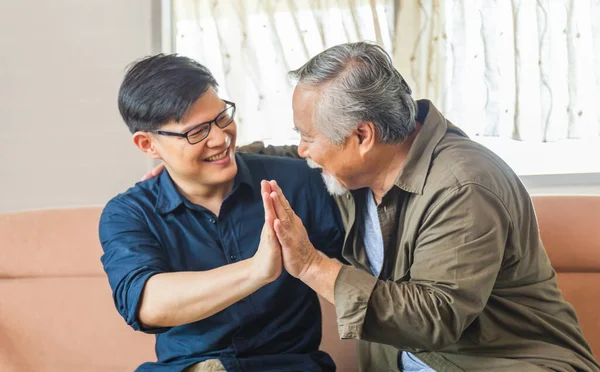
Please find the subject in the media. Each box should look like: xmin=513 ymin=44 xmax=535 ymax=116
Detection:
xmin=152 ymin=100 xmax=236 ymax=145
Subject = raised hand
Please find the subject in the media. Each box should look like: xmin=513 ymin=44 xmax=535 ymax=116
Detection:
xmin=250 ymin=181 xmax=283 ymax=284
xmin=268 ymin=180 xmax=320 ymax=279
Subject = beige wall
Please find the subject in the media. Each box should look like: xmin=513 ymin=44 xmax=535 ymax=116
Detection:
xmin=0 ymin=0 xmax=160 ymax=213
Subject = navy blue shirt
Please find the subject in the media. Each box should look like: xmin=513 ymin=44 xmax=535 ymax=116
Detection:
xmin=99 ymin=153 xmax=344 ymax=372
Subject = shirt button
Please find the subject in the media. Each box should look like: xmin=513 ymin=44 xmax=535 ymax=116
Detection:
xmin=209 ymin=218 xmax=216 ymax=224
xmin=230 ymin=255 xmax=237 ymax=260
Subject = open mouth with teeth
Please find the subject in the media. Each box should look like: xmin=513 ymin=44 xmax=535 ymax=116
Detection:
xmin=205 ymin=148 xmax=229 ymax=162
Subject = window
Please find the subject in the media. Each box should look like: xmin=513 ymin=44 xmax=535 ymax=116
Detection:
xmin=400 ymin=0 xmax=600 ymax=175
xmin=170 ymin=0 xmax=600 ymax=176
xmin=173 ymin=0 xmax=394 ymax=146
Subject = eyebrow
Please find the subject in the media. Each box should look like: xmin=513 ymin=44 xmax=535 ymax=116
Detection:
xmin=293 ymin=127 xmax=312 ymax=137
xmin=182 ymin=101 xmax=229 ymax=132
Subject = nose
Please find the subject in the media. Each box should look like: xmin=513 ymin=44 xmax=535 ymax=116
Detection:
xmin=205 ymin=124 xmax=229 ymax=148
xmin=298 ymin=141 xmax=309 ymax=159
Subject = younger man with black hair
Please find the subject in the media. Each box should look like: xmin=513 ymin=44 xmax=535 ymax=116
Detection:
xmin=99 ymin=54 xmax=344 ymax=372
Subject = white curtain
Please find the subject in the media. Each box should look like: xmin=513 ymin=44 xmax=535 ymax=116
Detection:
xmin=395 ymin=0 xmax=600 ymax=142
xmin=174 ymin=0 xmax=395 ymax=146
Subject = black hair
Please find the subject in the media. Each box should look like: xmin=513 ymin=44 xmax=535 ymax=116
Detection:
xmin=118 ymin=54 xmax=218 ymax=133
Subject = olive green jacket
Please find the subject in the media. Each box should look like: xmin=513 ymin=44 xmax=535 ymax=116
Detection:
xmin=240 ymin=100 xmax=599 ymax=371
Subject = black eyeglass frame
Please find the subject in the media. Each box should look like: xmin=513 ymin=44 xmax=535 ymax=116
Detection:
xmin=152 ymin=100 xmax=236 ymax=144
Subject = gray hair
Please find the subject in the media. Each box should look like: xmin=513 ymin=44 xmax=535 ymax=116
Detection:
xmin=289 ymin=42 xmax=417 ymax=145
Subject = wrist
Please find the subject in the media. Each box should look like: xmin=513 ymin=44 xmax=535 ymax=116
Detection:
xmin=297 ymin=250 xmax=343 ymax=304
xmin=298 ymin=247 xmax=323 ymax=282
xmin=247 ymin=257 xmax=273 ymax=287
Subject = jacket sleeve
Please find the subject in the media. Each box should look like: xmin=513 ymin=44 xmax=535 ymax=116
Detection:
xmin=333 ymin=184 xmax=510 ymax=350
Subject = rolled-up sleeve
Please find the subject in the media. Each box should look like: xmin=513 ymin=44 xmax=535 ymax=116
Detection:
xmin=333 ymin=184 xmax=510 ymax=350
xmin=334 ymin=266 xmax=378 ymax=338
xmin=99 ymin=199 xmax=171 ymax=333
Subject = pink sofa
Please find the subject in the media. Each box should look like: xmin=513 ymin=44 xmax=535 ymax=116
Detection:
xmin=0 ymin=195 xmax=597 ymax=371
xmin=0 ymin=207 xmax=357 ymax=371
xmin=0 ymin=208 xmax=153 ymax=371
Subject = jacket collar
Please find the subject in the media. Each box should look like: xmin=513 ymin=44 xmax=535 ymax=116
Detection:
xmin=392 ymin=100 xmax=464 ymax=195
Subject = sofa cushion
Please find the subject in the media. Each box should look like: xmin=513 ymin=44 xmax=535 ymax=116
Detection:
xmin=532 ymin=196 xmax=600 ymax=273
xmin=0 ymin=208 xmax=105 ymax=278
xmin=0 ymin=277 xmax=154 ymax=371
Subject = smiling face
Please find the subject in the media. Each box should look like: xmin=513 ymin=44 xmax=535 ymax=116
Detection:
xmin=292 ymin=86 xmax=364 ymax=195
xmin=135 ymin=87 xmax=238 ymax=190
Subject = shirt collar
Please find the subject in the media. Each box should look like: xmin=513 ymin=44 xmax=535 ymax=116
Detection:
xmin=392 ymin=99 xmax=467 ymax=195
xmin=154 ymin=169 xmax=185 ymax=214
xmin=233 ymin=152 xmax=255 ymax=193
xmin=154 ymin=152 xmax=255 ymax=214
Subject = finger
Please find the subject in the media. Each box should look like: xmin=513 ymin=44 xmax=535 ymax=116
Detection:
xmin=269 ymin=180 xmax=293 ymax=214
xmin=261 ymin=218 xmax=278 ymax=241
xmin=273 ymin=219 xmax=290 ymax=244
xmin=260 ymin=220 xmax=267 ymax=238
xmin=261 ymin=180 xmax=272 ymax=195
xmin=141 ymin=163 xmax=165 ymax=181
xmin=262 ymin=221 xmax=273 ymax=240
xmin=152 ymin=163 xmax=165 ymax=176
xmin=262 ymin=191 xmax=276 ymax=226
xmin=270 ymin=192 xmax=291 ymax=226
xmin=261 ymin=180 xmax=267 ymax=194
xmin=264 ymin=218 xmax=280 ymax=248
xmin=267 ymin=223 xmax=279 ymax=244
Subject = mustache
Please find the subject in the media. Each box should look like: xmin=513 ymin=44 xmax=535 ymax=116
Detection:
xmin=306 ymin=158 xmax=323 ymax=170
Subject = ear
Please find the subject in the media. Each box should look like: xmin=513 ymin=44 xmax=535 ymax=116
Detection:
xmin=354 ymin=122 xmax=376 ymax=158
xmin=132 ymin=132 xmax=162 ymax=160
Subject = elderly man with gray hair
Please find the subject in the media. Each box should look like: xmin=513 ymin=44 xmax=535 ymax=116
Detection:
xmin=246 ymin=41 xmax=599 ymax=371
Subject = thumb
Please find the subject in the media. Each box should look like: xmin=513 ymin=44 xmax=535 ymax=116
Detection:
xmin=265 ymin=221 xmax=278 ymax=241
xmin=260 ymin=221 xmax=269 ymax=240
xmin=273 ymin=219 xmax=289 ymax=244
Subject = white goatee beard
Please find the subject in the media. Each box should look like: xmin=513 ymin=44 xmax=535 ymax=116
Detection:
xmin=306 ymin=158 xmax=349 ymax=196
